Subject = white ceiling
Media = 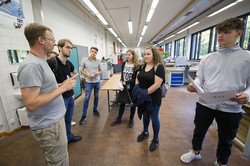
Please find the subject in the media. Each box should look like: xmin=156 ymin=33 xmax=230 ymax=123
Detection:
xmin=75 ymin=0 xmax=239 ymax=48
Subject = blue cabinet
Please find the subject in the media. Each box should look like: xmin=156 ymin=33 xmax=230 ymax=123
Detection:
xmin=170 ymin=72 xmax=184 ymax=85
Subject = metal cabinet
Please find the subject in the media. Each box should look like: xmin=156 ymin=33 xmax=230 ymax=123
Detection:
xmin=170 ymin=72 xmax=184 ymax=86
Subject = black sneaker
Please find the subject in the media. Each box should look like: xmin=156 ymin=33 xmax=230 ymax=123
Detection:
xmin=68 ymin=135 xmax=82 ymax=144
xmin=129 ymin=120 xmax=133 ymax=128
xmin=93 ymin=110 xmax=100 ymax=116
xmin=137 ymin=132 xmax=149 ymax=142
xmin=149 ymin=139 xmax=159 ymax=151
xmin=111 ymin=119 xmax=121 ymax=126
xmin=79 ymin=116 xmax=87 ymax=125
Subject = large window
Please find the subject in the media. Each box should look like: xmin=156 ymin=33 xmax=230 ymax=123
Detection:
xmin=191 ymin=28 xmax=216 ymax=60
xmin=174 ymin=37 xmax=185 ymax=57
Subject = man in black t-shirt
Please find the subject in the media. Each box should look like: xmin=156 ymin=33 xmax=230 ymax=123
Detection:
xmin=47 ymin=39 xmax=82 ymax=144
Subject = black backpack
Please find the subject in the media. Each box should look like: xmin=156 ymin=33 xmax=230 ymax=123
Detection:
xmin=50 ymin=57 xmax=58 ymax=73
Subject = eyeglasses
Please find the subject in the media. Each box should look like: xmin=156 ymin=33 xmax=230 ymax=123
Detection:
xmin=65 ymin=46 xmax=73 ymax=50
xmin=43 ymin=37 xmax=56 ymax=43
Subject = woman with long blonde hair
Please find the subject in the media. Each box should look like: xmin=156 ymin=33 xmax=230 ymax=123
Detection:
xmin=135 ymin=45 xmax=165 ymax=151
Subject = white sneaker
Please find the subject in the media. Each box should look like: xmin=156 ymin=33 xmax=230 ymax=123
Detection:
xmin=180 ymin=150 xmax=201 ymax=164
xmin=71 ymin=121 xmax=76 ymax=126
xmin=214 ymin=161 xmax=226 ymax=166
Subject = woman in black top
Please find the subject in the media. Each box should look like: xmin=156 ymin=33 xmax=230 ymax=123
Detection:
xmin=136 ymin=45 xmax=165 ymax=151
xmin=111 ymin=49 xmax=140 ymax=127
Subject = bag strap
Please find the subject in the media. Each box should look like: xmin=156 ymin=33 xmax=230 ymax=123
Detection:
xmin=51 ymin=57 xmax=58 ymax=73
xmin=154 ymin=63 xmax=165 ymax=84
xmin=124 ymin=86 xmax=132 ymax=102
xmin=154 ymin=63 xmax=160 ymax=73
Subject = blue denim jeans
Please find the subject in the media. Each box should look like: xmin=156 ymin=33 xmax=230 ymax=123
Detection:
xmin=192 ymin=103 xmax=242 ymax=165
xmin=82 ymin=82 xmax=100 ymax=116
xmin=142 ymin=105 xmax=160 ymax=140
xmin=64 ymin=96 xmax=75 ymax=141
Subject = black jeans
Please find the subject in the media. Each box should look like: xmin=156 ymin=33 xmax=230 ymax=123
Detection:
xmin=192 ymin=102 xmax=242 ymax=165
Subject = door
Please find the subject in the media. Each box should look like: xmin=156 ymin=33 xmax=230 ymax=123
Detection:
xmin=68 ymin=47 xmax=81 ymax=98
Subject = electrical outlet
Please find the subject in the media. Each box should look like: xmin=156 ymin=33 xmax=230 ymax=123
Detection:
xmin=9 ymin=118 xmax=15 ymax=125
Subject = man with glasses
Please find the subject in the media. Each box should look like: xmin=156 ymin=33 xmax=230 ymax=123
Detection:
xmin=47 ymin=39 xmax=82 ymax=144
xmin=79 ymin=47 xmax=103 ymax=125
xmin=18 ymin=23 xmax=78 ymax=165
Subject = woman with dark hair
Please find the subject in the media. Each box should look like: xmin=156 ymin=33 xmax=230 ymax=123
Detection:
xmin=111 ymin=49 xmax=140 ymax=127
xmin=134 ymin=45 xmax=165 ymax=151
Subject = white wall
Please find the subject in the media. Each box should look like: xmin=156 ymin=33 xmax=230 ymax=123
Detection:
xmin=0 ymin=0 xmax=120 ymax=132
xmin=161 ymin=0 xmax=250 ymax=59
xmin=42 ymin=0 xmax=120 ymax=60
xmin=0 ymin=0 xmax=34 ymax=132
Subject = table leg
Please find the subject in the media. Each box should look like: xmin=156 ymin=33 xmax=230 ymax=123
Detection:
xmin=243 ymin=125 xmax=250 ymax=157
xmin=107 ymin=90 xmax=110 ymax=112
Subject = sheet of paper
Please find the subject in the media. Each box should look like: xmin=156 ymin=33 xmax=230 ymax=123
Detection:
xmin=188 ymin=75 xmax=236 ymax=104
xmin=188 ymin=75 xmax=204 ymax=93
xmin=198 ymin=90 xmax=236 ymax=104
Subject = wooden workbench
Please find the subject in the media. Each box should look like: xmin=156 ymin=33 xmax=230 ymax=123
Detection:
xmin=100 ymin=74 xmax=121 ymax=112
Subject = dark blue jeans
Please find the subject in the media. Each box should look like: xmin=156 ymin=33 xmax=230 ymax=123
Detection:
xmin=64 ymin=96 xmax=75 ymax=141
xmin=82 ymin=82 xmax=100 ymax=117
xmin=192 ymin=103 xmax=242 ymax=165
xmin=142 ymin=105 xmax=160 ymax=140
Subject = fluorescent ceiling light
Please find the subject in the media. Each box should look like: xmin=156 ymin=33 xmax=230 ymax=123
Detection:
xmin=108 ymin=28 xmax=118 ymax=37
xmin=146 ymin=9 xmax=154 ymax=22
xmin=151 ymin=0 xmax=160 ymax=8
xmin=83 ymin=0 xmax=108 ymax=25
xmin=177 ymin=21 xmax=200 ymax=34
xmin=128 ymin=20 xmax=133 ymax=34
xmin=165 ymin=35 xmax=175 ymax=40
xmin=83 ymin=0 xmax=98 ymax=13
xmin=207 ymin=0 xmax=243 ymax=17
xmin=117 ymin=38 xmax=122 ymax=43
xmin=139 ymin=36 xmax=143 ymax=42
xmin=122 ymin=43 xmax=126 ymax=47
xmin=158 ymin=40 xmax=164 ymax=44
xmin=137 ymin=42 xmax=141 ymax=47
xmin=141 ymin=25 xmax=148 ymax=36
xmin=146 ymin=0 xmax=159 ymax=22
xmin=96 ymin=13 xmax=108 ymax=25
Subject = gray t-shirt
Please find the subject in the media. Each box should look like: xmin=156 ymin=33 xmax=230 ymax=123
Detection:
xmin=17 ymin=54 xmax=66 ymax=130
xmin=80 ymin=57 xmax=102 ymax=83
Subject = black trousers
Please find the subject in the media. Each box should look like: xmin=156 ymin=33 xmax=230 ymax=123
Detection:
xmin=117 ymin=104 xmax=135 ymax=121
xmin=117 ymin=88 xmax=135 ymax=121
xmin=192 ymin=102 xmax=242 ymax=165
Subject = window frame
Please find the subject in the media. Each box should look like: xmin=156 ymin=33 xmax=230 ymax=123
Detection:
xmin=174 ymin=37 xmax=186 ymax=58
